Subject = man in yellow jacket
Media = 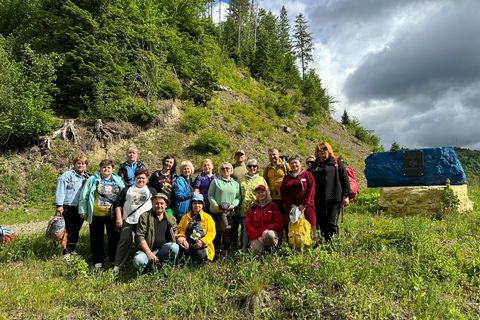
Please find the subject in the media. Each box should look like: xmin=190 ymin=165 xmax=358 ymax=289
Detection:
xmin=176 ymin=194 xmax=216 ymax=263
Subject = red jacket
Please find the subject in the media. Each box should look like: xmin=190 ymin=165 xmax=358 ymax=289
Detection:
xmin=245 ymin=201 xmax=284 ymax=240
xmin=280 ymin=170 xmax=316 ymax=228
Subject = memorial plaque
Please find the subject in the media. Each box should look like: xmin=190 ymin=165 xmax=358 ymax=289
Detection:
xmin=403 ymin=150 xmax=424 ymax=176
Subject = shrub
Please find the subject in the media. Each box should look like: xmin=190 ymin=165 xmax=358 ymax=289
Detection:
xmin=181 ymin=102 xmax=210 ymax=133
xmin=192 ymin=130 xmax=230 ymax=155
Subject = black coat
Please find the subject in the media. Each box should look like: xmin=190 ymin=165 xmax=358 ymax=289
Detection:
xmin=309 ymin=156 xmax=350 ymax=203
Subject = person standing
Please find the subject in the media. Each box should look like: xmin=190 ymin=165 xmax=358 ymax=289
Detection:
xmin=133 ymin=193 xmax=179 ymax=271
xmin=172 ymin=161 xmax=194 ymax=222
xmin=263 ymin=147 xmax=290 ymax=232
xmin=148 ymin=155 xmax=177 ymax=201
xmin=117 ymin=145 xmax=146 ymax=186
xmin=208 ymin=162 xmax=241 ymax=251
xmin=232 ymin=150 xmax=247 ymax=183
xmin=54 ymin=155 xmax=90 ymax=257
xmin=193 ymin=159 xmax=217 ymax=214
xmin=281 ymin=155 xmax=316 ymax=236
xmin=79 ymin=159 xmax=125 ymax=269
xmin=308 ymin=142 xmax=350 ymax=242
xmin=112 ymin=167 xmax=156 ymax=274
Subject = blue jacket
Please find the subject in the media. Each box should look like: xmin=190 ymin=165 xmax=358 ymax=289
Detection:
xmin=55 ymin=169 xmax=89 ymax=207
xmin=173 ymin=175 xmax=193 ymax=221
xmin=78 ymin=172 xmax=125 ymax=224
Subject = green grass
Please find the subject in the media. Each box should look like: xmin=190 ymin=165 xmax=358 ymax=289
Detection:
xmin=1 ymin=188 xmax=480 ymax=319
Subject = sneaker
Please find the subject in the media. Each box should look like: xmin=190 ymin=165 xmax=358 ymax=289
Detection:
xmin=112 ymin=266 xmax=120 ymax=275
xmin=63 ymin=253 xmax=71 ymax=260
xmin=94 ymin=263 xmax=103 ymax=269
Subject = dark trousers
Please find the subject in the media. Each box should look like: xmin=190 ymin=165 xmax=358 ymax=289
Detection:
xmin=62 ymin=205 xmax=84 ymax=252
xmin=89 ymin=215 xmax=120 ymax=264
xmin=212 ymin=211 xmax=239 ymax=251
xmin=273 ymin=200 xmax=288 ymax=238
xmin=316 ymin=201 xmax=341 ymax=242
xmin=180 ymin=246 xmax=208 ymax=264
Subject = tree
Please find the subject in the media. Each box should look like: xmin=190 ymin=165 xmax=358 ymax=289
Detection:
xmin=293 ymin=13 xmax=314 ymax=79
xmin=390 ymin=141 xmax=401 ymax=152
xmin=341 ymin=109 xmax=351 ymax=125
xmin=302 ymin=69 xmax=330 ymax=116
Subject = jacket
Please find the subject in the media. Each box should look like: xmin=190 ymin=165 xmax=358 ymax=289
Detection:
xmin=309 ymin=156 xmax=350 ymax=203
xmin=281 ymin=170 xmax=316 ymax=228
xmin=135 ymin=210 xmax=178 ymax=250
xmin=117 ymin=160 xmax=146 ymax=186
xmin=263 ymin=161 xmax=290 ymax=200
xmin=78 ymin=172 xmax=125 ymax=224
xmin=55 ymin=169 xmax=90 ymax=207
xmin=245 ymin=201 xmax=284 ymax=240
xmin=239 ymin=174 xmax=269 ymax=217
xmin=148 ymin=170 xmax=177 ymax=199
xmin=177 ymin=211 xmax=216 ymax=261
xmin=207 ymin=176 xmax=241 ymax=213
xmin=173 ymin=175 xmax=193 ymax=220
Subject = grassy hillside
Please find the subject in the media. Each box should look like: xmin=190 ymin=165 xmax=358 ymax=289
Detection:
xmin=455 ymin=147 xmax=480 ymax=185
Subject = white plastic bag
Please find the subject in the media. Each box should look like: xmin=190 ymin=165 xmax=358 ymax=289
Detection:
xmin=289 ymin=205 xmax=302 ymax=223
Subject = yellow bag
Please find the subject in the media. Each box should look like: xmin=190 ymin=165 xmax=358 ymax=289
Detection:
xmin=288 ymin=212 xmax=312 ymax=249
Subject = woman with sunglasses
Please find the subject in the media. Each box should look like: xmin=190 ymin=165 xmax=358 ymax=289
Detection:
xmin=207 ymin=162 xmax=241 ymax=252
xmin=239 ymin=159 xmax=269 ymax=249
xmin=308 ymin=142 xmax=350 ymax=243
xmin=305 ymin=155 xmax=316 ymax=170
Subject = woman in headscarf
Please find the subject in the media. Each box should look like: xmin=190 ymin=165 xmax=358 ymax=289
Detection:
xmin=308 ymin=142 xmax=350 ymax=242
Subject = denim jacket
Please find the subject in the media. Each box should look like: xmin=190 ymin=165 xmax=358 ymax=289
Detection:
xmin=55 ymin=169 xmax=90 ymax=207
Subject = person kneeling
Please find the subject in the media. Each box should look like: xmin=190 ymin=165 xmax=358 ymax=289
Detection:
xmin=245 ymin=185 xmax=284 ymax=255
xmin=133 ymin=193 xmax=179 ymax=272
xmin=176 ymin=194 xmax=216 ymax=263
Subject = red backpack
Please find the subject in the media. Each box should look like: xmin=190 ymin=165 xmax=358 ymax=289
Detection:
xmin=334 ymin=157 xmax=359 ymax=200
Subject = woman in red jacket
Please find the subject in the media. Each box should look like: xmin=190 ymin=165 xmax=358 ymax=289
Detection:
xmin=245 ymin=185 xmax=284 ymax=255
xmin=281 ymin=155 xmax=316 ymax=234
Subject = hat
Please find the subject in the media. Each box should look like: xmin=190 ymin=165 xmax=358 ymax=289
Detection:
xmin=191 ymin=193 xmax=205 ymax=205
xmin=235 ymin=149 xmax=245 ymax=155
xmin=151 ymin=193 xmax=170 ymax=206
xmin=254 ymin=184 xmax=266 ymax=192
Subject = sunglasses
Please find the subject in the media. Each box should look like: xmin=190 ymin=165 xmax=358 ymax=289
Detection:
xmin=319 ymin=146 xmax=328 ymax=151
xmin=220 ymin=167 xmax=231 ymax=171
xmin=247 ymin=165 xmax=258 ymax=168
xmin=306 ymin=161 xmax=315 ymax=165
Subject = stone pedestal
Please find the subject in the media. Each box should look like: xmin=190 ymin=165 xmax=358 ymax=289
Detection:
xmin=379 ymin=185 xmax=473 ymax=216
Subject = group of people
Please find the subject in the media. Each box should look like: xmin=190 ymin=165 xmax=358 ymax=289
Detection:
xmin=54 ymin=142 xmax=351 ymax=274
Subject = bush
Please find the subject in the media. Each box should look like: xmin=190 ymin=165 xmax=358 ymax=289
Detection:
xmin=181 ymin=102 xmax=210 ymax=133
xmin=0 ymin=40 xmax=59 ymax=148
xmin=192 ymin=129 xmax=230 ymax=155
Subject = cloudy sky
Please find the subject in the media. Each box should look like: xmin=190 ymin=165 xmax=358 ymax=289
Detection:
xmin=216 ymin=0 xmax=480 ymax=150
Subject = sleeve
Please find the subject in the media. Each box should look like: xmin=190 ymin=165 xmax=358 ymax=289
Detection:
xmin=338 ymin=161 xmax=351 ymax=198
xmin=201 ymin=214 xmax=216 ymax=245
xmin=147 ymin=172 xmax=159 ymax=191
xmin=113 ymin=186 xmax=128 ymax=210
xmin=176 ymin=214 xmax=188 ymax=238
xmin=264 ymin=202 xmax=285 ymax=236
xmin=280 ymin=176 xmax=292 ymax=212
xmin=302 ymin=172 xmax=316 ymax=207
xmin=135 ymin=213 xmax=148 ymax=245
xmin=54 ymin=173 xmax=67 ymax=206
xmin=78 ymin=176 xmax=95 ymax=215
xmin=174 ymin=177 xmax=192 ymax=201
xmin=193 ymin=175 xmax=202 ymax=189
xmin=207 ymin=180 xmax=219 ymax=213
xmin=245 ymin=206 xmax=262 ymax=240
xmin=232 ymin=181 xmax=241 ymax=208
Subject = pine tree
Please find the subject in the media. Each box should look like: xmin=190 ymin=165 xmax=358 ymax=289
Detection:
xmin=390 ymin=142 xmax=401 ymax=152
xmin=341 ymin=109 xmax=351 ymax=125
xmin=293 ymin=13 xmax=314 ymax=79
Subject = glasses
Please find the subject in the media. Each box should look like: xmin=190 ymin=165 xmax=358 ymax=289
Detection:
xmin=247 ymin=165 xmax=258 ymax=168
xmin=306 ymin=161 xmax=314 ymax=165
xmin=319 ymin=146 xmax=328 ymax=152
xmin=220 ymin=167 xmax=231 ymax=171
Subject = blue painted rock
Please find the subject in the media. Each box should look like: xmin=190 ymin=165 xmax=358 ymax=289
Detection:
xmin=365 ymin=147 xmax=467 ymax=187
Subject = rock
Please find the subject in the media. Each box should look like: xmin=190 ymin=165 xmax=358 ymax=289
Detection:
xmin=379 ymin=185 xmax=473 ymax=216
xmin=365 ymin=147 xmax=467 ymax=187
xmin=283 ymin=126 xmax=292 ymax=133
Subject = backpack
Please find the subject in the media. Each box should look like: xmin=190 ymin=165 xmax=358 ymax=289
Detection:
xmin=0 ymin=226 xmax=17 ymax=245
xmin=334 ymin=157 xmax=359 ymax=200
xmin=288 ymin=211 xmax=312 ymax=249
xmin=45 ymin=215 xmax=67 ymax=249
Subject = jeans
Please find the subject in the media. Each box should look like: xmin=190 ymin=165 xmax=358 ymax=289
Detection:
xmin=132 ymin=242 xmax=179 ymax=270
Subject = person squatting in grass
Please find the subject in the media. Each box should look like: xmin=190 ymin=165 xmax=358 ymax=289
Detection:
xmin=133 ymin=193 xmax=179 ymax=272
xmin=245 ymin=185 xmax=284 ymax=255
xmin=112 ymin=167 xmax=157 ymax=275
xmin=176 ymin=193 xmax=216 ymax=263
xmin=79 ymin=159 xmax=125 ymax=269
xmin=308 ymin=142 xmax=350 ymax=242
xmin=54 ymin=154 xmax=90 ymax=257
